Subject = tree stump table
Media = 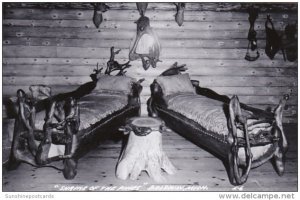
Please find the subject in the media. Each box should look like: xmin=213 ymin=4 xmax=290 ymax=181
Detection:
xmin=116 ymin=117 xmax=176 ymax=182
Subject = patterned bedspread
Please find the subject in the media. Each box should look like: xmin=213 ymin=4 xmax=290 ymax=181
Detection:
xmin=167 ymin=94 xmax=272 ymax=139
xmin=77 ymin=93 xmax=128 ymax=130
xmin=34 ymin=93 xmax=128 ymax=131
xmin=167 ymin=93 xmax=229 ymax=137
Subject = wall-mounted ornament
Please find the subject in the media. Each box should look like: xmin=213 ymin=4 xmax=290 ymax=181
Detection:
xmin=129 ymin=3 xmax=161 ymax=70
xmin=92 ymin=3 xmax=109 ymax=29
xmin=106 ymin=47 xmax=131 ymax=76
xmin=174 ymin=3 xmax=185 ymax=26
xmin=283 ymin=23 xmax=297 ymax=62
xmin=136 ymin=2 xmax=148 ymax=16
xmin=245 ymin=6 xmax=260 ymax=61
xmin=91 ymin=47 xmax=131 ymax=80
xmin=265 ymin=15 xmax=286 ymax=61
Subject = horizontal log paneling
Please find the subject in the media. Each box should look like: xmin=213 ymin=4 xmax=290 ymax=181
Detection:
xmin=2 ymin=37 xmax=269 ymax=49
xmin=3 ymin=58 xmax=297 ymax=68
xmin=3 ymin=2 xmax=297 ymax=11
xmin=3 ymin=19 xmax=291 ymax=31
xmin=3 ymin=46 xmax=288 ymax=60
xmin=2 ymin=26 xmax=288 ymax=39
xmin=3 ymin=6 xmax=297 ymax=20
xmin=2 ymin=3 xmax=298 ymax=123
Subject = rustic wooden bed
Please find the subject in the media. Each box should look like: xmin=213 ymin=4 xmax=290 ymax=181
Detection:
xmin=6 ymin=64 xmax=143 ymax=180
xmin=147 ymin=64 xmax=289 ymax=185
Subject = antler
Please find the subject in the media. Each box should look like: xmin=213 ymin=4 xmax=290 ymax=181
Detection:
xmin=160 ymin=62 xmax=187 ymax=76
xmin=106 ymin=47 xmax=132 ymax=75
xmin=90 ymin=63 xmax=103 ymax=82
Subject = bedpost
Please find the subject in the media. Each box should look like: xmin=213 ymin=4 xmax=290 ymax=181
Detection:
xmin=7 ymin=89 xmax=39 ymax=169
xmin=147 ymin=80 xmax=165 ymax=117
xmin=272 ymin=94 xmax=289 ymax=176
xmin=148 ymin=62 xmax=187 ymax=117
xmin=62 ymin=97 xmax=79 ymax=179
xmin=128 ymin=79 xmax=144 ymax=111
xmin=227 ymin=95 xmax=253 ymax=185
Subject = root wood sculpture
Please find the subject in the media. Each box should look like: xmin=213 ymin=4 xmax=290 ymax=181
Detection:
xmin=245 ymin=6 xmax=260 ymax=61
xmin=129 ymin=3 xmax=161 ymax=70
xmin=174 ymin=3 xmax=185 ymax=26
xmin=92 ymin=3 xmax=109 ymax=29
xmin=8 ymin=85 xmax=83 ymax=179
xmin=7 ymin=65 xmax=143 ymax=180
xmin=8 ymin=68 xmax=98 ymax=179
xmin=116 ymin=117 xmax=176 ymax=182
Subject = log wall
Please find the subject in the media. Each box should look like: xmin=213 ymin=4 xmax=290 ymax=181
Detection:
xmin=2 ymin=3 xmax=298 ymax=123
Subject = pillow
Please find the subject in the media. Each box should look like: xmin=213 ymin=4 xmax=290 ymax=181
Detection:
xmin=95 ymin=75 xmax=134 ymax=95
xmin=29 ymin=85 xmax=52 ymax=101
xmin=156 ymin=74 xmax=195 ymax=96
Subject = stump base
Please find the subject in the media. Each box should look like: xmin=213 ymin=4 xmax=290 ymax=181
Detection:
xmin=116 ymin=117 xmax=176 ymax=182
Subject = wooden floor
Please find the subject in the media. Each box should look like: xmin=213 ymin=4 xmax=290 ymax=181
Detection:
xmin=2 ymin=124 xmax=297 ymax=192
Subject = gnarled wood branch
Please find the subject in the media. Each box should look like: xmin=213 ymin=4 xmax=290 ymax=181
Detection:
xmin=106 ymin=46 xmax=131 ymax=76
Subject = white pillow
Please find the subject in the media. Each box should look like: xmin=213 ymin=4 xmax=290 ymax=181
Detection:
xmin=95 ymin=75 xmax=135 ymax=95
xmin=156 ymin=74 xmax=195 ymax=96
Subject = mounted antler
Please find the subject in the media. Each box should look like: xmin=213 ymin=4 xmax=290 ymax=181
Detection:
xmin=174 ymin=3 xmax=185 ymax=26
xmin=90 ymin=63 xmax=103 ymax=82
xmin=160 ymin=62 xmax=187 ymax=76
xmin=92 ymin=3 xmax=109 ymax=28
xmin=106 ymin=46 xmax=131 ymax=76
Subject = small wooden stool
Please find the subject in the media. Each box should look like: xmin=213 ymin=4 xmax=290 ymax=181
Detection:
xmin=116 ymin=117 xmax=176 ymax=182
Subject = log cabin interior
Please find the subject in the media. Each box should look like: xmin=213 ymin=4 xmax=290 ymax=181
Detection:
xmin=2 ymin=2 xmax=298 ymax=192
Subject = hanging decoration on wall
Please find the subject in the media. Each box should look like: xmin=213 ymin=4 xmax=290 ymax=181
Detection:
xmin=245 ymin=6 xmax=260 ymax=61
xmin=265 ymin=15 xmax=286 ymax=61
xmin=91 ymin=47 xmax=131 ymax=80
xmin=129 ymin=3 xmax=161 ymax=70
xmin=106 ymin=47 xmax=131 ymax=76
xmin=283 ymin=23 xmax=297 ymax=62
xmin=136 ymin=2 xmax=148 ymax=16
xmin=174 ymin=3 xmax=185 ymax=26
xmin=92 ymin=3 xmax=109 ymax=29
